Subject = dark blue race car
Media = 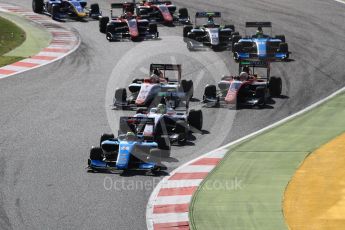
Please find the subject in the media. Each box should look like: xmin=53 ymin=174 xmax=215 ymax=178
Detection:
xmin=232 ymin=22 xmax=290 ymax=62
xmin=32 ymin=0 xmax=101 ymax=20
xmin=87 ymin=116 xmax=171 ymax=174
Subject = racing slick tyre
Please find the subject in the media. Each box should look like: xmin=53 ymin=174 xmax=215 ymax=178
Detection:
xmin=203 ymin=84 xmax=217 ymax=101
xmin=188 ymin=109 xmax=203 ymax=131
xmin=106 ymin=25 xmax=116 ymax=41
xmin=99 ymin=16 xmax=109 ymax=33
xmin=275 ymin=35 xmax=286 ymax=43
xmin=231 ymin=31 xmax=240 ymax=36
xmin=32 ymin=0 xmax=44 ymax=13
xmin=232 ymin=42 xmax=243 ymax=52
xmin=175 ymin=120 xmax=188 ymax=145
xmin=90 ymin=147 xmax=103 ymax=161
xmin=136 ymin=108 xmax=147 ymax=114
xmin=181 ymin=79 xmax=194 ymax=99
xmin=51 ymin=4 xmax=60 ymax=20
xmin=90 ymin=4 xmax=100 ymax=18
xmin=149 ymin=23 xmax=159 ymax=37
xmin=255 ymin=86 xmax=266 ymax=107
xmin=279 ymin=43 xmax=289 ymax=56
xmin=100 ymin=133 xmax=115 ymax=147
xmin=187 ymin=40 xmax=195 ymax=51
xmin=224 ymin=24 xmax=235 ymax=32
xmin=231 ymin=35 xmax=242 ymax=48
xmin=269 ymin=77 xmax=282 ymax=97
xmin=179 ymin=8 xmax=189 ymax=18
xmin=132 ymin=78 xmax=144 ymax=83
xmin=156 ymin=136 xmax=171 ymax=151
xmin=150 ymin=149 xmax=170 ymax=159
xmin=183 ymin=25 xmax=193 ymax=38
xmin=114 ymin=88 xmax=127 ymax=106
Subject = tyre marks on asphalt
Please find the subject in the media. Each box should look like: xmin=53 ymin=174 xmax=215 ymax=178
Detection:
xmin=146 ymin=149 xmax=227 ymax=230
xmin=0 ymin=3 xmax=79 ymax=79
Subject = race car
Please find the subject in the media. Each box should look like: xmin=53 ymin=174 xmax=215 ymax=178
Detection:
xmin=135 ymin=0 xmax=190 ymax=25
xmin=113 ymin=64 xmax=194 ymax=109
xmin=32 ymin=0 xmax=101 ymax=20
xmin=99 ymin=3 xmax=159 ymax=41
xmin=87 ymin=117 xmax=171 ymax=173
xmin=134 ymin=93 xmax=203 ymax=145
xmin=183 ymin=12 xmax=238 ymax=51
xmin=203 ymin=60 xmax=282 ymax=109
xmin=232 ymin=22 xmax=290 ymax=62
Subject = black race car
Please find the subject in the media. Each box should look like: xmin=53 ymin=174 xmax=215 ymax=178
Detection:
xmin=183 ymin=12 xmax=238 ymax=51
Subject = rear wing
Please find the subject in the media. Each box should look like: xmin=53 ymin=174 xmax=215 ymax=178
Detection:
xmin=110 ymin=2 xmax=135 ymax=17
xmin=238 ymin=60 xmax=271 ymax=78
xmin=119 ymin=116 xmax=155 ymax=135
xmin=150 ymin=64 xmax=182 ymax=83
xmin=111 ymin=3 xmax=124 ymax=9
xmin=195 ymin=12 xmax=221 ymax=18
xmin=245 ymin=22 xmax=272 ymax=28
xmin=155 ymin=0 xmax=172 ymax=4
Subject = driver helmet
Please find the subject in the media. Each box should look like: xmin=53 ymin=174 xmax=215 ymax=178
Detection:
xmin=242 ymin=66 xmax=250 ymax=74
xmin=256 ymin=26 xmax=264 ymax=36
xmin=150 ymin=74 xmax=160 ymax=83
xmin=156 ymin=103 xmax=166 ymax=114
xmin=207 ymin=16 xmax=215 ymax=26
xmin=125 ymin=12 xmax=133 ymax=19
xmin=126 ymin=131 xmax=136 ymax=140
xmin=239 ymin=72 xmax=249 ymax=81
xmin=153 ymin=68 xmax=162 ymax=77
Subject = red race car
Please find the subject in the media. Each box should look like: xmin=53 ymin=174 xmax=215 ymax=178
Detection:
xmin=203 ymin=61 xmax=283 ymax=109
xmin=99 ymin=3 xmax=159 ymax=41
xmin=136 ymin=0 xmax=190 ymax=25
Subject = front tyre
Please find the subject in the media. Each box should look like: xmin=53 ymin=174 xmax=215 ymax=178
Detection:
xmin=188 ymin=109 xmax=203 ymax=131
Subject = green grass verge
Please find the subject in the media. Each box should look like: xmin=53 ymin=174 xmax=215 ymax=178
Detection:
xmin=190 ymin=92 xmax=345 ymax=230
xmin=0 ymin=12 xmax=52 ymax=67
xmin=0 ymin=15 xmax=26 ymax=66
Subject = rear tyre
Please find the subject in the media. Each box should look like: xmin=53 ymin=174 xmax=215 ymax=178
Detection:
xmin=203 ymin=84 xmax=217 ymax=101
xmin=32 ymin=0 xmax=44 ymax=13
xmin=231 ymin=35 xmax=242 ymax=48
xmin=51 ymin=4 xmax=60 ymax=20
xmin=136 ymin=108 xmax=146 ymax=114
xmin=99 ymin=17 xmax=109 ymax=33
xmin=224 ymin=24 xmax=235 ymax=32
xmin=188 ymin=109 xmax=203 ymax=131
xmin=156 ymin=136 xmax=171 ymax=151
xmin=183 ymin=25 xmax=193 ymax=38
xmin=90 ymin=3 xmax=100 ymax=17
xmin=90 ymin=147 xmax=103 ymax=160
xmin=178 ymin=8 xmax=189 ymax=18
xmin=255 ymin=87 xmax=266 ymax=106
xmin=275 ymin=35 xmax=286 ymax=43
xmin=175 ymin=120 xmax=188 ymax=145
xmin=269 ymin=77 xmax=282 ymax=97
xmin=150 ymin=149 xmax=170 ymax=159
xmin=181 ymin=79 xmax=193 ymax=99
xmin=114 ymin=88 xmax=127 ymax=106
xmin=279 ymin=43 xmax=289 ymax=54
xmin=149 ymin=23 xmax=158 ymax=37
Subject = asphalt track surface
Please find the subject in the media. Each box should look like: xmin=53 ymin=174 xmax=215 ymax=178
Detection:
xmin=0 ymin=0 xmax=344 ymax=229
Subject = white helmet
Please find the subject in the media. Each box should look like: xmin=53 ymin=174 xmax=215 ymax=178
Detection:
xmin=239 ymin=72 xmax=248 ymax=81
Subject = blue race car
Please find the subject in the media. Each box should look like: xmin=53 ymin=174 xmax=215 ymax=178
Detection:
xmin=87 ymin=116 xmax=171 ymax=173
xmin=232 ymin=22 xmax=290 ymax=62
xmin=32 ymin=0 xmax=101 ymax=20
